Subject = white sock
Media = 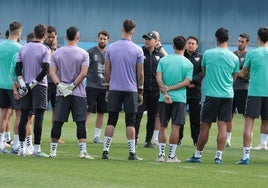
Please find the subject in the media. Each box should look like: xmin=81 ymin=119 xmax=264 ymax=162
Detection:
xmin=243 ymin=147 xmax=250 ymax=160
xmin=33 ymin=144 xmax=41 ymax=153
xmin=215 ymin=150 xmax=223 ymax=160
xmin=128 ymin=139 xmax=136 ymax=153
xmin=26 ymin=135 xmax=33 ymax=147
xmin=168 ymin=144 xmax=177 ymax=158
xmin=260 ymin=133 xmax=268 ymax=145
xmin=50 ymin=142 xmax=58 ymax=152
xmin=194 ymin=150 xmax=203 ymax=158
xmin=153 ymin=130 xmax=159 ymax=142
xmin=5 ymin=131 xmax=11 ymax=142
xmin=0 ymin=133 xmax=4 ymax=149
xmin=158 ymin=143 xmax=166 ymax=156
xmin=13 ymin=134 xmax=19 ymax=149
xmin=103 ymin=136 xmax=112 ymax=151
xmin=79 ymin=142 xmax=87 ymax=153
xmin=19 ymin=141 xmax=25 ymax=151
xmin=94 ymin=128 xmax=102 ymax=138
xmin=226 ymin=132 xmax=232 ymax=143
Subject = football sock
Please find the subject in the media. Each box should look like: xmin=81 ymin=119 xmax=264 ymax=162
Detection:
xmin=153 ymin=130 xmax=159 ymax=142
xmin=215 ymin=150 xmax=222 ymax=160
xmin=128 ymin=139 xmax=136 ymax=153
xmin=194 ymin=150 xmax=203 ymax=158
xmin=260 ymin=133 xmax=268 ymax=145
xmin=79 ymin=142 xmax=87 ymax=153
xmin=5 ymin=131 xmax=11 ymax=142
xmin=13 ymin=134 xmax=19 ymax=149
xmin=158 ymin=143 xmax=166 ymax=156
xmin=168 ymin=144 xmax=177 ymax=158
xmin=0 ymin=133 xmax=4 ymax=149
xmin=94 ymin=128 xmax=102 ymax=138
xmin=34 ymin=144 xmax=41 ymax=153
xmin=50 ymin=142 xmax=58 ymax=152
xmin=243 ymin=147 xmax=250 ymax=160
xmin=226 ymin=132 xmax=232 ymax=143
xmin=103 ymin=136 xmax=112 ymax=151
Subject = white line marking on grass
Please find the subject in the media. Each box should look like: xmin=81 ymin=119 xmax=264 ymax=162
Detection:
xmin=257 ymin=175 xmax=268 ymax=178
xmin=218 ymin=170 xmax=238 ymax=174
xmin=146 ymin=162 xmax=163 ymax=165
xmin=181 ymin=166 xmax=198 ymax=169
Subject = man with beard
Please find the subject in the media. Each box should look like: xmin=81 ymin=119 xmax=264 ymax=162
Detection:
xmin=44 ymin=26 xmax=64 ymax=144
xmin=85 ymin=31 xmax=110 ymax=144
xmin=226 ymin=33 xmax=249 ymax=147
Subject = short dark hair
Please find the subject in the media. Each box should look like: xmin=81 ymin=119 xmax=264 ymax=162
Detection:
xmin=26 ymin=32 xmax=34 ymax=43
xmin=34 ymin=24 xmax=47 ymax=39
xmin=173 ymin=35 xmax=187 ymax=50
xmin=123 ymin=19 xmax=136 ymax=33
xmin=215 ymin=27 xmax=229 ymax=43
xmin=5 ymin=30 xmax=9 ymax=39
xmin=257 ymin=27 xmax=268 ymax=43
xmin=66 ymin=26 xmax=78 ymax=41
xmin=187 ymin=36 xmax=199 ymax=44
xmin=98 ymin=30 xmax=109 ymax=39
xmin=9 ymin=21 xmax=23 ymax=36
xmin=239 ymin=33 xmax=250 ymax=42
xmin=47 ymin=25 xmax=57 ymax=35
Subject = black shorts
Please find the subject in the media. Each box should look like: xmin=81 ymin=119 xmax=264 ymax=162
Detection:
xmin=54 ymin=95 xmax=87 ymax=122
xmin=159 ymin=102 xmax=186 ymax=126
xmin=141 ymin=92 xmax=159 ymax=115
xmin=107 ymin=91 xmax=137 ymax=113
xmin=20 ymin=85 xmax=47 ymax=110
xmin=244 ymin=96 xmax=268 ymax=120
xmin=47 ymin=82 xmax=56 ymax=108
xmin=0 ymin=89 xmax=15 ymax=108
xmin=232 ymin=89 xmax=247 ymax=114
xmin=13 ymin=97 xmax=21 ymax=110
xmin=86 ymin=87 xmax=107 ymax=113
xmin=201 ymin=96 xmax=233 ymax=122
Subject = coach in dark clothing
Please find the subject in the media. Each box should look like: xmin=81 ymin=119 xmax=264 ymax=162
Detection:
xmin=179 ymin=36 xmax=203 ymax=146
xmin=134 ymin=32 xmax=164 ymax=148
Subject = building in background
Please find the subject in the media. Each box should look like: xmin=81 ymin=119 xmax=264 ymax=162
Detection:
xmin=0 ymin=0 xmax=265 ymax=52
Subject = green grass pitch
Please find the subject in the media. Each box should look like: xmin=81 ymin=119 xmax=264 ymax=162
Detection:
xmin=1 ymin=111 xmax=267 ymax=187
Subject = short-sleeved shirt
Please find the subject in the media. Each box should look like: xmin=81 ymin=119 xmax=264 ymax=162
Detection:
xmin=202 ymin=47 xmax=239 ymax=98
xmin=17 ymin=41 xmax=51 ymax=87
xmin=0 ymin=40 xmax=22 ymax=89
xmin=51 ymin=45 xmax=89 ymax=97
xmin=233 ymin=51 xmax=248 ymax=90
xmin=86 ymin=46 xmax=106 ymax=89
xmin=157 ymin=54 xmax=193 ymax=103
xmin=9 ymin=53 xmax=19 ymax=84
xmin=105 ymin=39 xmax=144 ymax=92
xmin=244 ymin=46 xmax=268 ymax=97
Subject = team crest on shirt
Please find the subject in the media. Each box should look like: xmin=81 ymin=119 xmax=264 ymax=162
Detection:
xmin=94 ymin=54 xmax=98 ymax=61
xmin=144 ymin=55 xmax=147 ymax=60
xmin=240 ymin=57 xmax=244 ymax=63
xmin=155 ymin=55 xmax=160 ymax=61
xmin=194 ymin=57 xmax=200 ymax=62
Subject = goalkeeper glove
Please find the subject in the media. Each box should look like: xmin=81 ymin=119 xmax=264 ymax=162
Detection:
xmin=67 ymin=82 xmax=76 ymax=91
xmin=138 ymin=93 xmax=143 ymax=106
xmin=18 ymin=86 xmax=28 ymax=98
xmin=57 ymin=82 xmax=72 ymax=97
xmin=28 ymin=80 xmax=38 ymax=90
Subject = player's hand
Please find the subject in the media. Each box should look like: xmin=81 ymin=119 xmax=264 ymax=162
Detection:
xmin=164 ymin=94 xmax=172 ymax=104
xmin=28 ymin=80 xmax=38 ymax=90
xmin=138 ymin=93 xmax=143 ymax=106
xmin=67 ymin=83 xmax=76 ymax=91
xmin=18 ymin=86 xmax=28 ymax=98
xmin=57 ymin=82 xmax=72 ymax=97
xmin=105 ymin=91 xmax=109 ymax=102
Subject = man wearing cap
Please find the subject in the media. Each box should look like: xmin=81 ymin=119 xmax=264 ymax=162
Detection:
xmin=134 ymin=31 xmax=164 ymax=148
